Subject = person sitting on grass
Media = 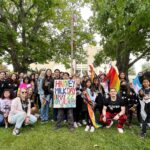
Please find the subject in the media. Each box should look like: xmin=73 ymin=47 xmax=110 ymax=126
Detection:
xmin=0 ymin=89 xmax=13 ymax=128
xmin=100 ymin=88 xmax=127 ymax=133
xmin=8 ymin=86 xmax=37 ymax=136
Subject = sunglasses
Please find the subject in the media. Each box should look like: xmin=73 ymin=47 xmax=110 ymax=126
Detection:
xmin=21 ymin=91 xmax=27 ymax=94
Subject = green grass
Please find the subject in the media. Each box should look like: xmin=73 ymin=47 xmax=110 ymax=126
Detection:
xmin=0 ymin=121 xmax=150 ymax=150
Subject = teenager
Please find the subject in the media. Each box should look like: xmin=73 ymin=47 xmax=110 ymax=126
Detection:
xmin=82 ymin=79 xmax=97 ymax=132
xmin=37 ymin=70 xmax=47 ymax=122
xmin=41 ymin=69 xmax=54 ymax=122
xmin=54 ymin=72 xmax=74 ymax=131
xmin=100 ymin=88 xmax=127 ymax=133
xmin=7 ymin=73 xmax=19 ymax=97
xmin=8 ymin=87 xmax=37 ymax=136
xmin=92 ymin=77 xmax=105 ymax=118
xmin=73 ymin=76 xmax=83 ymax=128
xmin=0 ymin=89 xmax=13 ymax=128
xmin=139 ymin=78 xmax=150 ymax=138
xmin=119 ymin=72 xmax=128 ymax=82
xmin=52 ymin=69 xmax=61 ymax=121
xmin=120 ymin=81 xmax=139 ymax=127
xmin=0 ymin=71 xmax=8 ymax=97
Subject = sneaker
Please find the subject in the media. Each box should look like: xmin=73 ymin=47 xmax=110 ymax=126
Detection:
xmin=85 ymin=125 xmax=90 ymax=132
xmin=117 ymin=128 xmax=124 ymax=134
xmin=90 ymin=126 xmax=95 ymax=132
xmin=74 ymin=122 xmax=78 ymax=128
xmin=140 ymin=132 xmax=146 ymax=139
xmin=82 ymin=120 xmax=87 ymax=125
xmin=77 ymin=122 xmax=82 ymax=127
xmin=13 ymin=128 xmax=20 ymax=136
xmin=69 ymin=127 xmax=75 ymax=132
xmin=106 ymin=121 xmax=113 ymax=128
xmin=64 ymin=120 xmax=67 ymax=123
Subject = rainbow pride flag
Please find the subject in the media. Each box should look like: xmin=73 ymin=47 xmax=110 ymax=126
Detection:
xmin=83 ymin=91 xmax=102 ymax=128
xmin=105 ymin=66 xmax=120 ymax=92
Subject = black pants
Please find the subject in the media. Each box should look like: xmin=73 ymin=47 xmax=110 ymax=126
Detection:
xmin=56 ymin=108 xmax=74 ymax=128
xmin=34 ymin=93 xmax=41 ymax=109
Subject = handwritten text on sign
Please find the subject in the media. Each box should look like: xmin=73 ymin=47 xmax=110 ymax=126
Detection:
xmin=54 ymin=80 xmax=76 ymax=108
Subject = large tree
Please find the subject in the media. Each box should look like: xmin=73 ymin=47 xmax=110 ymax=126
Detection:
xmin=86 ymin=0 xmax=150 ymax=75
xmin=0 ymin=0 xmax=94 ymax=72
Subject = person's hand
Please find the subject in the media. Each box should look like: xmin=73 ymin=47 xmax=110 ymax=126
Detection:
xmin=139 ymin=90 xmax=144 ymax=96
xmin=129 ymin=107 xmax=136 ymax=112
xmin=25 ymin=117 xmax=30 ymax=125
xmin=102 ymin=116 xmax=106 ymax=122
xmin=113 ymin=115 xmax=119 ymax=120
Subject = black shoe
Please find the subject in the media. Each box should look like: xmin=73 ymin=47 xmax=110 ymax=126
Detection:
xmin=140 ymin=132 xmax=146 ymax=139
xmin=41 ymin=120 xmax=48 ymax=124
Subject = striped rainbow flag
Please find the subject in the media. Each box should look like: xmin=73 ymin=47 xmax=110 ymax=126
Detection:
xmin=105 ymin=66 xmax=120 ymax=92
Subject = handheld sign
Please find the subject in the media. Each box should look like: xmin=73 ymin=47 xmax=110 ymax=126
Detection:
xmin=53 ymin=80 xmax=76 ymax=108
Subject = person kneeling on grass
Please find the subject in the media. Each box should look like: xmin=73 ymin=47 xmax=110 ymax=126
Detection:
xmin=8 ymin=86 xmax=37 ymax=136
xmin=100 ymin=88 xmax=127 ymax=133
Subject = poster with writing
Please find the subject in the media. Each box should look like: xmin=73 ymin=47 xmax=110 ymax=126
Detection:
xmin=53 ymin=80 xmax=76 ymax=108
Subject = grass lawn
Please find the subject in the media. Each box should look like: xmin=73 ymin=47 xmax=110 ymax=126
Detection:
xmin=0 ymin=121 xmax=150 ymax=150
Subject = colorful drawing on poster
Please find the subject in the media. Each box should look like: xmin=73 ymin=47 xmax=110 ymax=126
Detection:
xmin=53 ymin=80 xmax=76 ymax=108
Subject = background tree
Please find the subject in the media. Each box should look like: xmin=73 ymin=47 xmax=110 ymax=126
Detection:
xmin=85 ymin=0 xmax=150 ymax=76
xmin=142 ymin=62 xmax=150 ymax=72
xmin=0 ymin=0 xmax=94 ymax=72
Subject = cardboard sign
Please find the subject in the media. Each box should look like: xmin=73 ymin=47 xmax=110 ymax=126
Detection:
xmin=53 ymin=80 xmax=76 ymax=108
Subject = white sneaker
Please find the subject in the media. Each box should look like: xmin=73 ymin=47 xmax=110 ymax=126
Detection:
xmin=117 ymin=128 xmax=124 ymax=134
xmin=82 ymin=120 xmax=87 ymax=125
xmin=13 ymin=128 xmax=20 ymax=136
xmin=74 ymin=122 xmax=78 ymax=128
xmin=77 ymin=122 xmax=82 ymax=127
xmin=85 ymin=125 xmax=90 ymax=132
xmin=90 ymin=126 xmax=95 ymax=132
xmin=106 ymin=121 xmax=113 ymax=128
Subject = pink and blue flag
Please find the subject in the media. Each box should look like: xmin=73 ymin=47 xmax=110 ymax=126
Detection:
xmin=133 ymin=75 xmax=142 ymax=94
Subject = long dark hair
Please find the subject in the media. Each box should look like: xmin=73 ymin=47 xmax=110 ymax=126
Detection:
xmin=1 ymin=89 xmax=14 ymax=99
xmin=45 ymin=69 xmax=52 ymax=79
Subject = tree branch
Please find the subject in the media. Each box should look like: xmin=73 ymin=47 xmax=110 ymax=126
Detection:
xmin=128 ymin=48 xmax=150 ymax=68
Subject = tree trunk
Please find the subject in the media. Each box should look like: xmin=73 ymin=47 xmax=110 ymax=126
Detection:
xmin=116 ymin=50 xmax=130 ymax=80
xmin=10 ymin=51 xmax=28 ymax=73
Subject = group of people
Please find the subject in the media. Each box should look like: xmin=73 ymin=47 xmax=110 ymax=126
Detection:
xmin=0 ymin=69 xmax=149 ymax=139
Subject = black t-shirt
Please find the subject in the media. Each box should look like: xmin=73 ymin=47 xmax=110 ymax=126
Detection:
xmin=104 ymin=97 xmax=125 ymax=113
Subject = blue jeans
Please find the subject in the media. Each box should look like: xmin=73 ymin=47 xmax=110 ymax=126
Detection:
xmin=0 ymin=114 xmax=4 ymax=125
xmin=40 ymin=94 xmax=51 ymax=121
xmin=8 ymin=112 xmax=37 ymax=129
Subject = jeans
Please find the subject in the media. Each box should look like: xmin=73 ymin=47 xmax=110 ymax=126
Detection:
xmin=8 ymin=112 xmax=37 ymax=129
xmin=0 ymin=114 xmax=4 ymax=125
xmin=40 ymin=94 xmax=51 ymax=121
